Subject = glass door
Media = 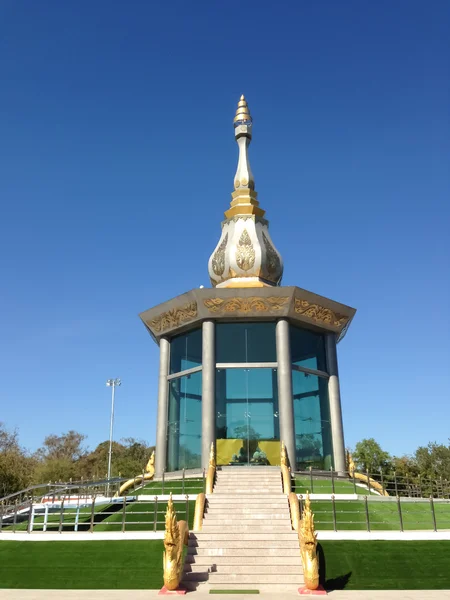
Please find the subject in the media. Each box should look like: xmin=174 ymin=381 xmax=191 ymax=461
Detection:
xmin=216 ymin=368 xmax=280 ymax=466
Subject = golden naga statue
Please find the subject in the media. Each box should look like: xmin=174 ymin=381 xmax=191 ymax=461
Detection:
xmin=205 ymin=442 xmax=216 ymax=494
xmin=298 ymin=492 xmax=319 ymax=590
xmin=163 ymin=493 xmax=189 ymax=591
xmin=346 ymin=450 xmax=389 ymax=497
xmin=114 ymin=450 xmax=155 ymax=497
xmin=280 ymin=441 xmax=291 ymax=494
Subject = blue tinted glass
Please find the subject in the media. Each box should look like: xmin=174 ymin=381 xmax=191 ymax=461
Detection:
xmin=169 ymin=328 xmax=202 ymax=374
xmin=292 ymin=370 xmax=333 ymax=470
xmin=166 ymin=371 xmax=202 ymax=471
xmin=216 ymin=322 xmax=276 ymax=363
xmin=216 ymin=367 xmax=280 ymax=466
xmin=290 ymin=326 xmax=327 ymax=372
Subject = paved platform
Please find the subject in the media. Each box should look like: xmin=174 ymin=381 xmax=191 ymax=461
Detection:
xmin=1 ymin=590 xmax=450 ymax=599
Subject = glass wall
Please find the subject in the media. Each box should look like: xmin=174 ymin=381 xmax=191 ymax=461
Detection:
xmin=167 ymin=370 xmax=202 ymax=472
xmin=170 ymin=329 xmax=202 ymax=374
xmin=290 ymin=324 xmax=332 ymax=469
xmin=167 ymin=328 xmax=202 ymax=471
xmin=290 ymin=326 xmax=327 ymax=372
xmin=216 ymin=322 xmax=276 ymax=363
xmin=215 ymin=368 xmax=280 ymax=466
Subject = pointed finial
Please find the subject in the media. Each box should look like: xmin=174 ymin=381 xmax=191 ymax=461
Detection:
xmin=234 ymin=94 xmax=252 ymax=124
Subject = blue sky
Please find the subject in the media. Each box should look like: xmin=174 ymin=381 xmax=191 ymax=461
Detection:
xmin=1 ymin=1 xmax=449 ymax=458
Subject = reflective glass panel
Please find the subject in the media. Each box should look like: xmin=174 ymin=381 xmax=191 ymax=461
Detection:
xmin=166 ymin=370 xmax=202 ymax=471
xmin=290 ymin=326 xmax=327 ymax=372
xmin=292 ymin=370 xmax=333 ymax=470
xmin=169 ymin=328 xmax=202 ymax=374
xmin=216 ymin=322 xmax=276 ymax=363
xmin=215 ymin=368 xmax=280 ymax=467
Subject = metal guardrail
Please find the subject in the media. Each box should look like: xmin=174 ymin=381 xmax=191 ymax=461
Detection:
xmin=293 ymin=467 xmax=450 ymax=499
xmin=297 ymin=494 xmax=450 ymax=532
xmin=0 ymin=495 xmax=195 ymax=534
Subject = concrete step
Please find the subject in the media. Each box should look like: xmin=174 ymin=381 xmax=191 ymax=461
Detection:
xmin=184 ymin=564 xmax=303 ymax=575
xmin=205 ymin=506 xmax=289 ymax=513
xmin=187 ymin=546 xmax=301 ymax=556
xmin=185 ymin=554 xmax=301 ymax=564
xmin=200 ymin=525 xmax=292 ymax=533
xmin=208 ymin=494 xmax=285 ymax=499
xmin=206 ymin=496 xmax=288 ymax=510
xmin=181 ymin=572 xmax=209 ymax=583
xmin=213 ymin=488 xmax=282 ymax=493
xmin=204 ymin=513 xmax=290 ymax=520
xmin=189 ymin=533 xmax=298 ymax=542
xmin=207 ymin=583 xmax=303 ymax=592
xmin=187 ymin=540 xmax=300 ymax=549
xmin=217 ymin=475 xmax=281 ymax=480
xmin=209 ymin=573 xmax=303 ymax=584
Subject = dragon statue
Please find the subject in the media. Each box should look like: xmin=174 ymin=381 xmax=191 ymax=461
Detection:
xmin=205 ymin=442 xmax=216 ymax=494
xmin=114 ymin=450 xmax=155 ymax=497
xmin=298 ymin=492 xmax=319 ymax=590
xmin=280 ymin=441 xmax=291 ymax=494
xmin=163 ymin=493 xmax=189 ymax=591
xmin=346 ymin=450 xmax=389 ymax=497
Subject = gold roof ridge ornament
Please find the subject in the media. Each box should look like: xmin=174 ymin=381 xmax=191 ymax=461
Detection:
xmin=208 ymin=95 xmax=283 ymax=288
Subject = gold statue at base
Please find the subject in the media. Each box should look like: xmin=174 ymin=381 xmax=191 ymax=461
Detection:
xmin=346 ymin=450 xmax=389 ymax=497
xmin=205 ymin=442 xmax=216 ymax=494
xmin=114 ymin=450 xmax=155 ymax=497
xmin=163 ymin=493 xmax=189 ymax=590
xmin=299 ymin=492 xmax=319 ymax=590
xmin=280 ymin=441 xmax=291 ymax=494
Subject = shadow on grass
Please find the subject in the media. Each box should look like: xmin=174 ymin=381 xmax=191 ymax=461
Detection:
xmin=318 ymin=542 xmax=352 ymax=591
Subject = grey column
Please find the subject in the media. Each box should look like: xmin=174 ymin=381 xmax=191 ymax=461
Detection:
xmin=326 ymin=333 xmax=346 ymax=474
xmin=276 ymin=319 xmax=296 ymax=470
xmin=202 ymin=320 xmax=216 ymax=469
xmin=155 ymin=336 xmax=170 ymax=477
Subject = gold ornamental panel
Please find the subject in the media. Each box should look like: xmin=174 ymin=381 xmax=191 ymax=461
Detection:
xmin=149 ymin=302 xmax=198 ymax=333
xmin=294 ymin=298 xmax=349 ymax=328
xmin=204 ymin=296 xmax=289 ymax=314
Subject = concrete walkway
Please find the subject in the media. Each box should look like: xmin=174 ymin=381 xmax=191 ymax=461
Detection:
xmin=1 ymin=591 xmax=450 ymax=599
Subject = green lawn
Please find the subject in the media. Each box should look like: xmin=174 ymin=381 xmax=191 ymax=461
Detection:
xmin=94 ymin=500 xmax=196 ymax=532
xmin=311 ymin=499 xmax=450 ymax=531
xmin=0 ymin=540 xmax=163 ymax=589
xmin=1 ymin=540 xmax=450 ymax=590
xmin=319 ymin=541 xmax=450 ymax=590
xmin=294 ymin=476 xmax=377 ymax=495
xmin=136 ymin=478 xmax=204 ymax=496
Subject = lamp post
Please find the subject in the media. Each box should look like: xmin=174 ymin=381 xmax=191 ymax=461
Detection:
xmin=106 ymin=378 xmax=121 ymax=496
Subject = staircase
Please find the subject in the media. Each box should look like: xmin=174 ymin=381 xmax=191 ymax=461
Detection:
xmin=183 ymin=466 xmax=304 ymax=592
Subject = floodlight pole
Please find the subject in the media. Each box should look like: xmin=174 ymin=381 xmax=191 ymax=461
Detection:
xmin=106 ymin=378 xmax=121 ymax=496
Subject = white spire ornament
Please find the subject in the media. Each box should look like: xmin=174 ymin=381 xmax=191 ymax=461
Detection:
xmin=208 ymin=95 xmax=283 ymax=288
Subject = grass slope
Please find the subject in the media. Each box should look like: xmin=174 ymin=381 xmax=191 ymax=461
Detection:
xmin=94 ymin=500 xmax=196 ymax=532
xmin=2 ymin=540 xmax=450 ymax=590
xmin=0 ymin=540 xmax=163 ymax=589
xmin=311 ymin=499 xmax=450 ymax=531
xmin=320 ymin=541 xmax=450 ymax=590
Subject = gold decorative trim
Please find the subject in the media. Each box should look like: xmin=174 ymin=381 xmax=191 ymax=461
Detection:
xmin=204 ymin=296 xmax=289 ymax=314
xmin=235 ymin=229 xmax=255 ymax=272
xmin=294 ymin=298 xmax=349 ymax=328
xmin=193 ymin=493 xmax=206 ymax=531
xmin=149 ymin=302 xmax=197 ymax=333
xmin=288 ymin=491 xmax=300 ymax=531
xmin=262 ymin=231 xmax=281 ymax=279
xmin=211 ymin=233 xmax=228 ymax=277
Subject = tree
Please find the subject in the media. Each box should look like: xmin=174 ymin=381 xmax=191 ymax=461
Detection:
xmin=414 ymin=441 xmax=450 ymax=481
xmin=33 ymin=430 xmax=88 ymax=483
xmin=0 ymin=422 xmax=35 ymax=497
xmin=352 ymin=438 xmax=392 ymax=474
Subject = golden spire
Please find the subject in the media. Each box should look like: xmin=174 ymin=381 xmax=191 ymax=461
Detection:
xmin=233 ymin=94 xmax=252 ymax=124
